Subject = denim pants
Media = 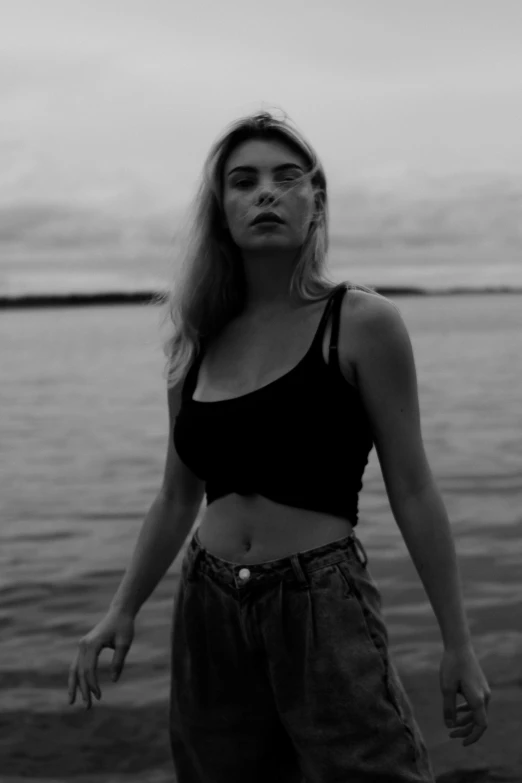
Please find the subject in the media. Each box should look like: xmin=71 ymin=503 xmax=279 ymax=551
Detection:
xmin=169 ymin=528 xmax=435 ymax=783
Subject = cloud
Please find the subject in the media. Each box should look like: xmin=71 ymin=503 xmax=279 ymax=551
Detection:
xmin=2 ymin=172 xmax=522 ymax=260
xmin=329 ymin=173 xmax=522 ymax=249
xmin=0 ymin=200 xmax=179 ymax=252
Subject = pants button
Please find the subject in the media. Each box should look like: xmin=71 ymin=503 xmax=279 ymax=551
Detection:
xmin=238 ymin=568 xmax=250 ymax=581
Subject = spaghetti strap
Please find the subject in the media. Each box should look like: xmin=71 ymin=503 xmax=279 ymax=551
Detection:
xmin=311 ymin=283 xmax=347 ymax=349
xmin=182 ymin=344 xmax=205 ymax=402
xmin=328 ymin=283 xmax=348 ymax=363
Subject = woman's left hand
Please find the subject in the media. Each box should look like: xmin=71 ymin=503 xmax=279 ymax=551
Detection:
xmin=439 ymin=643 xmax=491 ymax=746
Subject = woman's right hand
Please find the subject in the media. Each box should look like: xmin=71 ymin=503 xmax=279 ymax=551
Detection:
xmin=68 ymin=608 xmax=135 ymax=709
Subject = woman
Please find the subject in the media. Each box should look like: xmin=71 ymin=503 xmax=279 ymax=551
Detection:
xmin=68 ymin=110 xmax=490 ymax=782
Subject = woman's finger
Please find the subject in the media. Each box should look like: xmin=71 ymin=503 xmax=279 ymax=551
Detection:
xmin=454 ymin=705 xmax=474 ymax=725
xmin=77 ymin=641 xmax=93 ymax=707
xmin=450 ymin=721 xmax=475 ymax=737
xmin=462 ymin=723 xmax=488 ymax=746
xmin=83 ymin=656 xmax=101 ymax=702
xmin=67 ymin=665 xmax=78 ymax=705
xmin=78 ymin=665 xmax=91 ymax=708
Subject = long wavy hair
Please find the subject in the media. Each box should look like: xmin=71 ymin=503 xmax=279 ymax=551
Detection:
xmin=150 ymin=108 xmax=382 ymax=390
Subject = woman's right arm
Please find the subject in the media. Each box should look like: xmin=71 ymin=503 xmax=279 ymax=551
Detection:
xmin=68 ymin=376 xmax=205 ymax=708
xmin=108 ymin=490 xmax=201 ymax=618
xmin=109 ymin=376 xmax=205 ymax=618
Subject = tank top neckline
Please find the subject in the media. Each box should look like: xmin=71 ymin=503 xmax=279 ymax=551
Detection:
xmin=188 ymin=283 xmax=348 ymax=406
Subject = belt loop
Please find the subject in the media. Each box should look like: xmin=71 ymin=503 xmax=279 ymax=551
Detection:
xmin=289 ymin=553 xmax=309 ymax=586
xmin=186 ymin=546 xmax=203 ymax=582
xmin=352 ymin=535 xmax=368 ymax=568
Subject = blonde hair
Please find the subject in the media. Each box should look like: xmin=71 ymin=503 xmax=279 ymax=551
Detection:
xmin=150 ymin=108 xmax=381 ymax=390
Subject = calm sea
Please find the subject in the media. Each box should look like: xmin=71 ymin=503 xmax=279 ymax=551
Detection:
xmin=1 ymin=294 xmax=521 ymax=713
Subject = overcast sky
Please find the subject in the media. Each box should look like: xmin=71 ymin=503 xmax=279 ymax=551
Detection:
xmin=2 ymin=0 xmax=522 ymax=289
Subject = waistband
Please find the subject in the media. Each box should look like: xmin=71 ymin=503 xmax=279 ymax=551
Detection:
xmin=183 ymin=528 xmax=369 ymax=592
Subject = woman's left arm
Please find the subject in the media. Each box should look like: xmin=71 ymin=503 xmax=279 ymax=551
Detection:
xmin=345 ymin=292 xmax=491 ymax=745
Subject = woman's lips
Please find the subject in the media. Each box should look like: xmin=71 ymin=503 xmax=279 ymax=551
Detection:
xmin=251 ymin=220 xmax=284 ymax=227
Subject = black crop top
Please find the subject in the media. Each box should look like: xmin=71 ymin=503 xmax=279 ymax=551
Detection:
xmin=173 ymin=283 xmax=374 ymax=526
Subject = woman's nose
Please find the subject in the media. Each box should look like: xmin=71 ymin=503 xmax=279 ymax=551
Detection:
xmin=256 ymin=186 xmax=276 ymax=204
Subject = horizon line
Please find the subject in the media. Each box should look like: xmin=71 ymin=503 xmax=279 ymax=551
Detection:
xmin=1 ymin=285 xmax=522 ymax=310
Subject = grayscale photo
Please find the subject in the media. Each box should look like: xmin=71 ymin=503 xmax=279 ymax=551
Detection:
xmin=1 ymin=1 xmax=521 ymax=781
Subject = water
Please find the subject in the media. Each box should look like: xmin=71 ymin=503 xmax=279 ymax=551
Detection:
xmin=1 ymin=294 xmax=521 ymax=715
xmin=2 ymin=239 xmax=522 ymax=298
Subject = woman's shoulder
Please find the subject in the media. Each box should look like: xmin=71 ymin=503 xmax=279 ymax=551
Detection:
xmin=338 ymin=286 xmax=406 ymax=370
xmin=341 ymin=285 xmax=401 ymax=323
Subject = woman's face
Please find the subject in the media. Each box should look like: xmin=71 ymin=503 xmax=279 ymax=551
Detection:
xmin=221 ymin=138 xmax=317 ymax=253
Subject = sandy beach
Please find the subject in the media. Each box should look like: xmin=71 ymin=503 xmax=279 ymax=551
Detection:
xmin=1 ymin=658 xmax=521 ymax=782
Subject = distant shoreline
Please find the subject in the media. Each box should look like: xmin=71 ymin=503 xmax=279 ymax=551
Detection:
xmin=1 ymin=286 xmax=522 ymax=309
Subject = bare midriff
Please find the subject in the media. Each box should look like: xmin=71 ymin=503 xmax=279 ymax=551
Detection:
xmin=197 ymin=494 xmax=354 ymax=565
xmin=192 ymin=291 xmax=361 ymax=566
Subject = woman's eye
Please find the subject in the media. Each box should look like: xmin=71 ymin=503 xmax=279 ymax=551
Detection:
xmin=234 ymin=177 xmax=296 ymax=188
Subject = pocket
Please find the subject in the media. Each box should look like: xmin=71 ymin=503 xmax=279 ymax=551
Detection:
xmin=351 ymin=535 xmax=369 ymax=570
xmin=334 ymin=559 xmax=385 ymax=657
xmin=335 ymin=557 xmax=382 ymax=615
xmin=335 ymin=560 xmax=422 ymax=764
xmin=334 ymin=559 xmax=356 ymax=599
xmin=335 ymin=559 xmax=395 ymax=695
